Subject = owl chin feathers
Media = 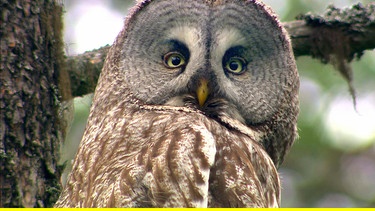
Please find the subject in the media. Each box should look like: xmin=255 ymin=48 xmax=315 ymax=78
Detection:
xmin=144 ymin=93 xmax=265 ymax=145
xmin=162 ymin=94 xmax=263 ymax=141
xmin=164 ymin=94 xmax=245 ymax=124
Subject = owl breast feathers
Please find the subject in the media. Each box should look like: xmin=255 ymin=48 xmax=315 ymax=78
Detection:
xmin=55 ymin=0 xmax=299 ymax=208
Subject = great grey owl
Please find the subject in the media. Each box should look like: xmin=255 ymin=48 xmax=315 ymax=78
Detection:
xmin=55 ymin=0 xmax=299 ymax=208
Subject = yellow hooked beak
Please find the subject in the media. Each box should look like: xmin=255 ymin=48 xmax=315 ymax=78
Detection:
xmin=196 ymin=78 xmax=210 ymax=107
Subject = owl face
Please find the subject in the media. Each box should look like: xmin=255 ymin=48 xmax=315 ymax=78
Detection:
xmin=119 ymin=0 xmax=298 ymax=126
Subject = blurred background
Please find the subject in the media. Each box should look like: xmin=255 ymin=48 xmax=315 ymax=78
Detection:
xmin=61 ymin=0 xmax=375 ymax=207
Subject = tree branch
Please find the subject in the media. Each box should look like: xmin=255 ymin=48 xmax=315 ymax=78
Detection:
xmin=284 ymin=3 xmax=375 ymax=60
xmin=66 ymin=45 xmax=110 ymax=98
xmin=285 ymin=3 xmax=375 ymax=105
xmin=67 ymin=3 xmax=375 ymax=98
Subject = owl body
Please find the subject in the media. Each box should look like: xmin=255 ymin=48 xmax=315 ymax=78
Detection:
xmin=55 ymin=0 xmax=299 ymax=207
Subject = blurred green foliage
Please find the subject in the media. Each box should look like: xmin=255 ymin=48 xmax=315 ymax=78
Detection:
xmin=63 ymin=0 xmax=375 ymax=207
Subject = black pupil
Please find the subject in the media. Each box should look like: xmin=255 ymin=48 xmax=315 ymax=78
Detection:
xmin=229 ymin=61 xmax=239 ymax=71
xmin=171 ymin=56 xmax=181 ymax=66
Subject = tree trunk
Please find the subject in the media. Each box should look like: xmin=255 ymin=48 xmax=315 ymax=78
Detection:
xmin=0 ymin=0 xmax=69 ymax=207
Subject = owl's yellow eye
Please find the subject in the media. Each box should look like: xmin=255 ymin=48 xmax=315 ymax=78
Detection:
xmin=225 ymin=57 xmax=246 ymax=74
xmin=163 ymin=52 xmax=186 ymax=68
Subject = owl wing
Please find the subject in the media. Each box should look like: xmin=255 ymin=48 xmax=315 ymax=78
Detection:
xmin=208 ymin=131 xmax=281 ymax=207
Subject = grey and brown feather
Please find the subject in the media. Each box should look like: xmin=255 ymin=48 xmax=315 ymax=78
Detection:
xmin=55 ymin=0 xmax=299 ymax=208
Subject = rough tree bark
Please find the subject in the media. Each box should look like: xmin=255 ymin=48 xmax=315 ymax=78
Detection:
xmin=0 ymin=1 xmax=374 ymax=208
xmin=0 ymin=0 xmax=69 ymax=207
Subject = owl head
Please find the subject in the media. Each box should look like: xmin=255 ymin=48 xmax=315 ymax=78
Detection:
xmin=95 ymin=0 xmax=299 ymax=167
